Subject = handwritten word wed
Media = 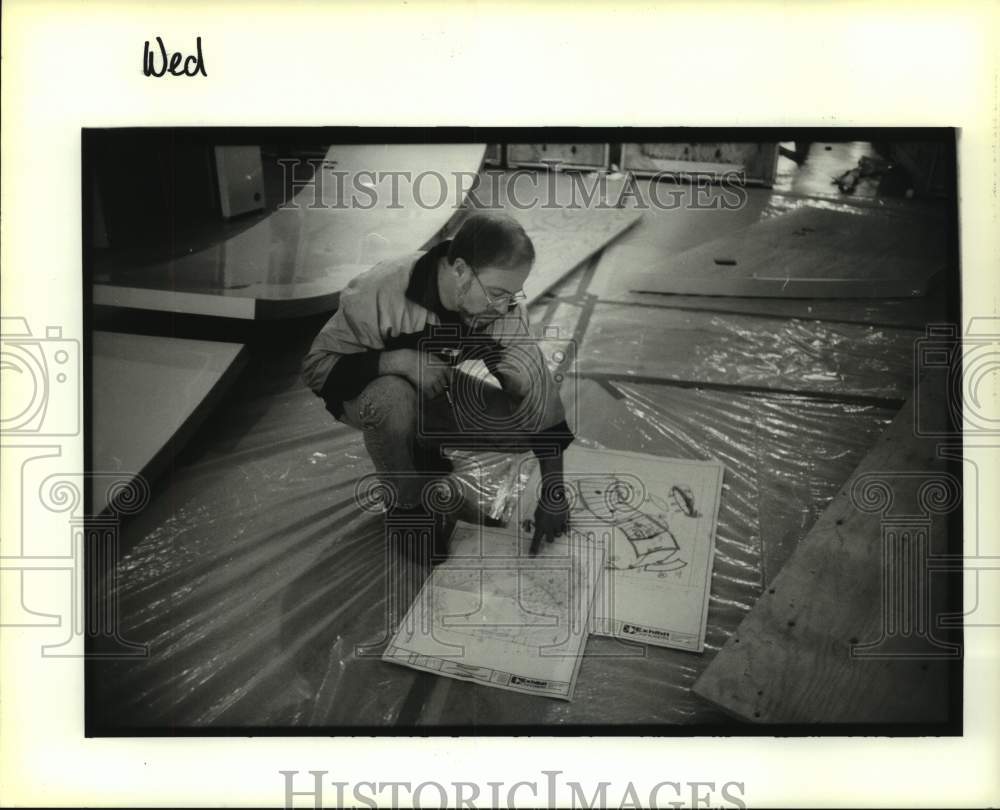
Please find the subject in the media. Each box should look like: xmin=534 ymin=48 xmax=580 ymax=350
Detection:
xmin=143 ymin=36 xmax=207 ymax=77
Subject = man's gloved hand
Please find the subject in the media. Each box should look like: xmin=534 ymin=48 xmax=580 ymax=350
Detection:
xmin=528 ymin=473 xmax=569 ymax=555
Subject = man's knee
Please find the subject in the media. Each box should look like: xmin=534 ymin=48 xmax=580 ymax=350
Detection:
xmin=356 ymin=375 xmax=417 ymax=434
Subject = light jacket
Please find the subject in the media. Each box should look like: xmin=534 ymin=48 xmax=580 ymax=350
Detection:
xmin=301 ymin=240 xmax=574 ymax=454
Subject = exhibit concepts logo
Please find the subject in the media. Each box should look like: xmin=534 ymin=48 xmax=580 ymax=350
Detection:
xmin=621 ymin=623 xmax=673 ymax=642
xmin=1 ymin=316 xmax=147 ymax=659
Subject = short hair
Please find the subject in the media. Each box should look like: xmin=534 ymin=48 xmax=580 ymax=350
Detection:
xmin=447 ymin=212 xmax=535 ymax=272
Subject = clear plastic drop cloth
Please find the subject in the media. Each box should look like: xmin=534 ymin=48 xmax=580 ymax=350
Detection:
xmin=577 ymin=303 xmax=916 ymax=401
xmin=92 ymin=308 xmax=900 ymax=729
xmin=91 ymin=364 xmax=532 ymax=730
xmin=92 ymin=413 xmax=422 ymax=728
xmin=415 ymin=379 xmax=896 ymax=726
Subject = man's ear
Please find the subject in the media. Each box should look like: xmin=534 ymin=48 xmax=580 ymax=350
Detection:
xmin=451 ymin=257 xmax=469 ymax=278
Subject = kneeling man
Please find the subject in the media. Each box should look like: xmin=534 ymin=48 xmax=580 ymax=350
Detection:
xmin=302 ymin=212 xmax=573 ymax=560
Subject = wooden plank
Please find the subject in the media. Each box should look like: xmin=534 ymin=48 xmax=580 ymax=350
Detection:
xmin=93 ymin=284 xmax=257 ymax=319
xmin=691 ymin=387 xmax=959 ymax=724
xmin=91 ymin=332 xmax=247 ymax=514
xmin=523 ymin=208 xmax=641 ymax=304
xmin=637 ymin=206 xmax=947 ymax=299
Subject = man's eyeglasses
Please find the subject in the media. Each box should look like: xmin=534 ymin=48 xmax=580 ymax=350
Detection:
xmin=469 ymin=266 xmax=527 ymax=311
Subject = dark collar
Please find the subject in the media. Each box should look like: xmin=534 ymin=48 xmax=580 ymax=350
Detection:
xmin=405 ymin=239 xmax=458 ymax=322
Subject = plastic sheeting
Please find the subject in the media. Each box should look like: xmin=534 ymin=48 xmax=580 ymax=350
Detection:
xmin=577 ymin=302 xmax=915 ymax=401
xmin=91 ymin=343 xmax=548 ymax=730
xmin=92 ymin=393 xmax=424 ymax=728
xmin=410 ymin=380 xmax=895 ymax=725
xmin=92 ymin=182 xmax=920 ymax=729
xmin=93 ymin=365 xmax=894 ymax=728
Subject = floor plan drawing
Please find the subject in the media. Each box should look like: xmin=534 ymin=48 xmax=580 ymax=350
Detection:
xmin=519 ymin=447 xmax=725 ymax=652
xmin=383 ymin=523 xmax=606 ymax=700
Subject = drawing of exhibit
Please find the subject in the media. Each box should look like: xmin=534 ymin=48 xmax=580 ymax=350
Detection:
xmin=574 ymin=476 xmax=701 ymax=574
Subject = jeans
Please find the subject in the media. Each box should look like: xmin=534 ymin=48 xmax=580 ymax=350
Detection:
xmin=340 ymin=371 xmax=540 ymax=509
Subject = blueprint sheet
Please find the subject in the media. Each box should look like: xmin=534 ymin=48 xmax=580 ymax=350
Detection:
xmin=520 ymin=446 xmax=725 ymax=652
xmin=382 ymin=524 xmax=605 ymax=700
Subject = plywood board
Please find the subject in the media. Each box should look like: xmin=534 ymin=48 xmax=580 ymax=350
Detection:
xmin=93 ymin=284 xmax=257 ymax=319
xmin=574 ymin=199 xmax=948 ymax=327
xmin=92 ymin=332 xmax=247 ymax=514
xmin=517 ymin=446 xmax=724 ymax=652
xmin=95 ymin=143 xmax=487 ymax=319
xmin=383 ymin=523 xmax=605 ymax=700
xmin=523 ymin=207 xmax=642 ymax=304
xmin=691 ymin=388 xmax=958 ymax=724
xmin=635 ymin=206 xmax=947 ymax=299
